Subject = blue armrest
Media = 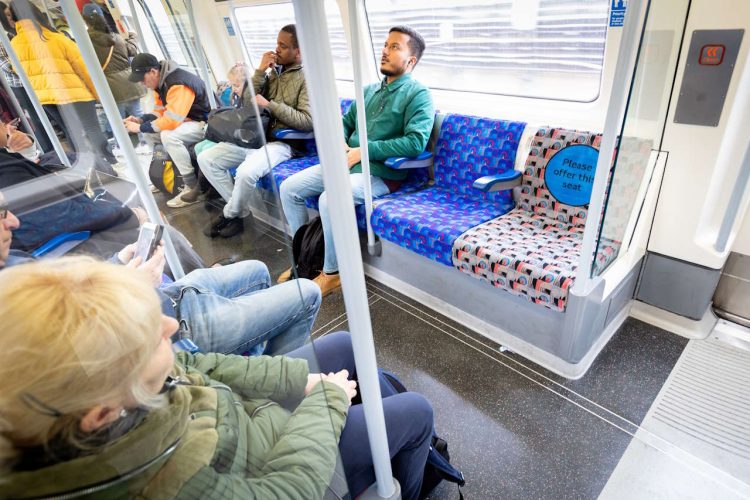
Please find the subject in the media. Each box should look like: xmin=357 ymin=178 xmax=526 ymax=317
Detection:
xmin=31 ymin=231 xmax=91 ymax=258
xmin=275 ymin=129 xmax=315 ymax=140
xmin=384 ymin=151 xmax=433 ymax=170
xmin=473 ymin=170 xmax=522 ymax=192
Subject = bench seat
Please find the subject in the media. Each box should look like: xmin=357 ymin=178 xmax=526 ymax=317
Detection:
xmin=370 ymin=114 xmax=526 ymax=265
xmin=451 ymin=127 xmax=604 ymax=312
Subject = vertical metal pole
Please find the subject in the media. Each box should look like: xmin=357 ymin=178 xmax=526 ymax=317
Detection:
xmin=0 ymin=72 xmax=37 ymax=145
xmin=125 ymin=0 xmax=147 ymax=51
xmin=60 ymin=0 xmax=185 ymax=278
xmin=291 ymin=1 xmax=397 ymax=498
xmin=572 ymin=0 xmax=649 ymax=293
xmin=184 ymin=0 xmax=217 ymax=109
xmin=0 ymin=27 xmax=70 ymax=167
xmin=347 ymin=0 xmax=378 ymax=255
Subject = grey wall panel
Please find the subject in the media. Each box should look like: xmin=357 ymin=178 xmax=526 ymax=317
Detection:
xmin=673 ymin=29 xmax=744 ymax=127
xmin=636 ymin=252 xmax=722 ymax=319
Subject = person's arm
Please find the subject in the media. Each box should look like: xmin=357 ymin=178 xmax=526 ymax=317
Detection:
xmin=176 ymin=351 xmax=310 ymax=407
xmin=175 ymin=381 xmax=348 ymax=499
xmin=266 ymin=80 xmax=312 ymax=131
xmin=124 ymin=32 xmax=139 ymax=58
xmin=141 ymin=85 xmax=195 ymax=133
xmin=62 ymin=35 xmax=99 ymax=100
xmin=367 ymin=87 xmax=435 ymax=161
xmin=341 ymin=101 xmax=357 ymax=142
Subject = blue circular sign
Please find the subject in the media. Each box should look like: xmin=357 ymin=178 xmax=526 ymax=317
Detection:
xmin=544 ymin=145 xmax=599 ymax=206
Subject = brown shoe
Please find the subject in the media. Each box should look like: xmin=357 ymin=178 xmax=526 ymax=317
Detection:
xmin=277 ymin=267 xmax=293 ymax=284
xmin=313 ymin=272 xmax=341 ymax=297
xmin=180 ymin=182 xmax=202 ymax=203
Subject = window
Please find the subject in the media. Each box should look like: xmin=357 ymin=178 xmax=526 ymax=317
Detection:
xmin=364 ymin=0 xmax=609 ymax=102
xmin=234 ymin=1 xmax=351 ymax=80
xmin=117 ymin=0 xmax=166 ymax=61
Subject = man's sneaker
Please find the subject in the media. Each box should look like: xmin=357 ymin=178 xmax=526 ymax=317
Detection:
xmin=166 ymin=185 xmax=200 ymax=208
xmin=313 ymin=272 xmax=341 ymax=297
xmin=203 ymin=215 xmax=231 ymax=238
xmin=277 ymin=267 xmax=293 ymax=284
xmin=218 ymin=217 xmax=244 ymax=238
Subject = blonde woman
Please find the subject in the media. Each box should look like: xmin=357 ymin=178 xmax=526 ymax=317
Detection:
xmin=0 ymin=257 xmax=434 ymax=499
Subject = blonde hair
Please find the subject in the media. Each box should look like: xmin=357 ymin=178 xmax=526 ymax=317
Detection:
xmin=0 ymin=257 xmax=164 ymax=472
xmin=227 ymin=62 xmax=247 ymax=83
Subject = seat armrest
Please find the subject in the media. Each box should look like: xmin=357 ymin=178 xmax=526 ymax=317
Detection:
xmin=473 ymin=171 xmax=522 ymax=192
xmin=275 ymin=129 xmax=315 ymax=140
xmin=32 ymin=231 xmax=91 ymax=258
xmin=384 ymin=151 xmax=433 ymax=170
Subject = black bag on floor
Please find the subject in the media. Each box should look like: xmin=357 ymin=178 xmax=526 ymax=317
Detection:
xmin=378 ymin=370 xmax=466 ymax=500
xmin=149 ymin=144 xmax=184 ymax=195
xmin=291 ymin=216 xmax=325 ymax=280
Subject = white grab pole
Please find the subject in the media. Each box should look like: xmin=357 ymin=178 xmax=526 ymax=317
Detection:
xmin=291 ymin=0 xmax=397 ymax=497
xmin=60 ymin=0 xmax=185 ymax=278
xmin=347 ymin=0 xmax=378 ymax=255
xmin=125 ymin=0 xmax=147 ymax=51
xmin=0 ymin=27 xmax=70 ymax=167
xmin=184 ymin=0 xmax=217 ymax=109
xmin=572 ymin=0 xmax=648 ymax=292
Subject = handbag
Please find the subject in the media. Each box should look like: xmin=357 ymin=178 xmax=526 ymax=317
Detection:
xmin=204 ymin=78 xmax=271 ymax=149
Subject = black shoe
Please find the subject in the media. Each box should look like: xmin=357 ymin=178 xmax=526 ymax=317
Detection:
xmin=210 ymin=255 xmax=239 ymax=267
xmin=203 ymin=215 xmax=231 ymax=238
xmin=219 ymin=217 xmax=244 ymax=238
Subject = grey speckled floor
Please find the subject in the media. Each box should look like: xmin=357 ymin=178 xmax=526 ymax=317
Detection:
xmin=158 ymin=199 xmax=688 ymax=500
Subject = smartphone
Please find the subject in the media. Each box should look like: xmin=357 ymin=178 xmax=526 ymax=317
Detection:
xmin=134 ymin=222 xmax=163 ymax=262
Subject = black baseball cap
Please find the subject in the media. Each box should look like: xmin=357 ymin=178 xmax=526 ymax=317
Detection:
xmin=129 ymin=53 xmax=160 ymax=82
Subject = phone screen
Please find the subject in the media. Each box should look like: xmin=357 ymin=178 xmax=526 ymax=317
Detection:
xmin=134 ymin=223 xmax=162 ymax=262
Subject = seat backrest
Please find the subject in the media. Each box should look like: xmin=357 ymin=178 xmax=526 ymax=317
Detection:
xmin=433 ymin=114 xmax=526 ymax=204
xmin=514 ymin=127 xmax=602 ymax=228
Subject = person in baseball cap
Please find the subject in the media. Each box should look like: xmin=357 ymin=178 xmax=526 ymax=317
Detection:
xmin=128 ymin=53 xmax=160 ymax=82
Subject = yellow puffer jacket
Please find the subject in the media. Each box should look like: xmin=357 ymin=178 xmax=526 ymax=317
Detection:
xmin=11 ymin=20 xmax=98 ymax=105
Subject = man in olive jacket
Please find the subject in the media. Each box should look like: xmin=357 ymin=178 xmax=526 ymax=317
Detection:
xmin=197 ymin=24 xmax=313 ymax=238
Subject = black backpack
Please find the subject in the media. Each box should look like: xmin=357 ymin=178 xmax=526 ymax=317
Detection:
xmin=291 ymin=216 xmax=325 ymax=280
xmin=378 ymin=370 xmax=466 ymax=499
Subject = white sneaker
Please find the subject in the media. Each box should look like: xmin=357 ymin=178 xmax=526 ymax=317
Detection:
xmin=166 ymin=185 xmax=199 ymax=208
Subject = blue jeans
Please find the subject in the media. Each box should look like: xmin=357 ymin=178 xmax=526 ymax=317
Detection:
xmin=279 ymin=164 xmax=390 ymax=273
xmin=162 ymin=260 xmax=321 ymax=356
xmin=287 ymin=332 xmax=434 ymax=500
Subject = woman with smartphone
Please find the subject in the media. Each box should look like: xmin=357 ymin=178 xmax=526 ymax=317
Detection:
xmin=9 ymin=0 xmax=118 ymax=174
xmin=0 ymin=257 xmax=434 ymax=499
xmin=0 ymin=1 xmax=53 ymax=153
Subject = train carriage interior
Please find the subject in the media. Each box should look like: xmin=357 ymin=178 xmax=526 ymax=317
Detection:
xmin=1 ymin=0 xmax=749 ymax=498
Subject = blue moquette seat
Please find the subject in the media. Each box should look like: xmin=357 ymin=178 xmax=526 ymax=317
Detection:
xmin=370 ymin=114 xmax=526 ymax=266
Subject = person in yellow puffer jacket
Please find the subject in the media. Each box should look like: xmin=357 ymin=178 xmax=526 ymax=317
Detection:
xmin=9 ymin=0 xmax=117 ymax=173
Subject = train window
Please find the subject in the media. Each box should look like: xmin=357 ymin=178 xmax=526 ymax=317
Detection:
xmin=117 ymin=0 xmax=167 ymax=61
xmin=363 ymin=0 xmax=609 ymax=102
xmin=233 ymin=1 xmax=351 ymax=80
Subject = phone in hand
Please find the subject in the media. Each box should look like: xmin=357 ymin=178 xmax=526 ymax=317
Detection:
xmin=134 ymin=222 xmax=163 ymax=262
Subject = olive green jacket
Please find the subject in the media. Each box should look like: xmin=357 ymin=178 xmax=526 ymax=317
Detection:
xmin=245 ymin=64 xmax=313 ymax=135
xmin=3 ymin=353 xmax=349 ymax=499
xmin=88 ymin=30 xmax=147 ymax=104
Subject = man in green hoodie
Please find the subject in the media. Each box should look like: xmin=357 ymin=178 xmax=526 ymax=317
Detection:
xmin=279 ymin=25 xmax=435 ymax=297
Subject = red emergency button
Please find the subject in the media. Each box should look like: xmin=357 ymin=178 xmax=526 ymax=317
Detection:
xmin=699 ymin=45 xmax=725 ymax=65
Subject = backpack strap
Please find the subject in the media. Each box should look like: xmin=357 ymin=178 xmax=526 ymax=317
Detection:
xmin=101 ymin=45 xmax=115 ymax=71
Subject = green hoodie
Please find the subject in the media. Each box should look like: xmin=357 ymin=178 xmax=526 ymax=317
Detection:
xmin=344 ymin=74 xmax=435 ymax=181
xmin=3 ymin=353 xmax=349 ymax=499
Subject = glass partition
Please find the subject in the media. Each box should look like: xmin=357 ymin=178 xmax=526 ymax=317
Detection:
xmin=0 ymin=1 xmax=349 ymax=497
xmin=591 ymin=0 xmax=690 ymax=276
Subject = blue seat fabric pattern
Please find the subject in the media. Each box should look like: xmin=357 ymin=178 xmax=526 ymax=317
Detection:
xmin=371 ymin=114 xmax=526 ymax=266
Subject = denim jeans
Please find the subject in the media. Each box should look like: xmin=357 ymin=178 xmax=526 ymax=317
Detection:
xmin=199 ymin=141 xmax=292 ymax=219
xmin=279 ymin=164 xmax=390 ymax=273
xmin=286 ymin=332 xmax=434 ymax=500
xmin=161 ymin=260 xmax=321 ymax=355
xmin=144 ymin=121 xmax=206 ymax=186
